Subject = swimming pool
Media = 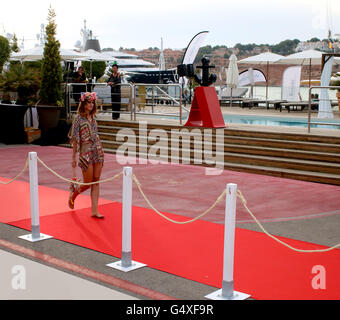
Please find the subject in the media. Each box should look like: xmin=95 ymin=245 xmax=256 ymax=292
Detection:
xmin=222 ymin=114 xmax=340 ymax=130
xmin=142 ymin=112 xmax=340 ymax=130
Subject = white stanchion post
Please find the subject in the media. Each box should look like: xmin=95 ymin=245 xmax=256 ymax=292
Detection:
xmin=106 ymin=167 xmax=146 ymax=272
xmin=122 ymin=166 xmax=133 ymax=268
xmin=205 ymin=183 xmax=250 ymax=300
xmin=19 ymin=152 xmax=53 ymax=242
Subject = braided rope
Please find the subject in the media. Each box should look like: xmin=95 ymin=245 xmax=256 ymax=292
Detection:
xmin=237 ymin=190 xmax=340 ymax=253
xmin=132 ymin=174 xmax=226 ymax=224
xmin=0 ymin=158 xmax=28 ymax=185
xmin=36 ymin=156 xmax=122 ymax=186
xmin=2 ymin=155 xmax=339 ymax=253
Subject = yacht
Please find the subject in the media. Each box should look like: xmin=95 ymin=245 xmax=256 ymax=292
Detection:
xmin=76 ymin=21 xmax=178 ymax=84
xmin=104 ymin=39 xmax=178 ymax=84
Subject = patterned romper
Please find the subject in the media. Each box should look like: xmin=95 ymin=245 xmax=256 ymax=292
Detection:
xmin=70 ymin=114 xmax=104 ymax=171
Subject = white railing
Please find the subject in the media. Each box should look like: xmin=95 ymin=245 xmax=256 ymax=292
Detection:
xmin=65 ymin=82 xmax=134 ymax=121
xmin=307 ymin=86 xmax=340 ymax=133
xmin=65 ymin=82 xmax=186 ymax=124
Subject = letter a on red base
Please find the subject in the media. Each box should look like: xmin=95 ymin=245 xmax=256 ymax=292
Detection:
xmin=184 ymin=86 xmax=225 ymax=128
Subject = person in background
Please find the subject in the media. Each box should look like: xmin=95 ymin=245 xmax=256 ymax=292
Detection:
xmin=183 ymin=89 xmax=190 ymax=106
xmin=107 ymin=63 xmax=121 ymax=120
xmin=72 ymin=66 xmax=87 ymax=103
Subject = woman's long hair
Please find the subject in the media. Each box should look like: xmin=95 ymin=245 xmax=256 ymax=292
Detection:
xmin=77 ymin=92 xmax=97 ymax=117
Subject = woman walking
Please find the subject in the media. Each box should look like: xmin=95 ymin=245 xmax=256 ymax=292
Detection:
xmin=68 ymin=92 xmax=104 ymax=218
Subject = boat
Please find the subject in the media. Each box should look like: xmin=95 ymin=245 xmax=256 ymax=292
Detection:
xmin=76 ymin=21 xmax=178 ymax=84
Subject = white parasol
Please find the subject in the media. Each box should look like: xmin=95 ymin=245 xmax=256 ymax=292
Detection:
xmin=10 ymin=47 xmax=87 ymax=61
xmin=238 ymin=52 xmax=285 ymax=101
xmin=226 ymin=54 xmax=239 ymax=107
xmin=276 ymin=50 xmax=326 ymax=87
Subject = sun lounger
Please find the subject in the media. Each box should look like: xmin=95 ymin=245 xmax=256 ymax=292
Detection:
xmin=219 ymin=97 xmax=244 ymax=106
xmin=219 ymin=87 xmax=248 ymax=106
xmin=241 ymin=98 xmax=268 ymax=109
xmin=280 ymin=101 xmax=319 ymax=112
xmin=267 ymin=100 xmax=287 ymax=110
xmin=280 ymin=101 xmax=339 ymax=112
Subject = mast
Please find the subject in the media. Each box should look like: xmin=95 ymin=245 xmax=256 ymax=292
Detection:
xmin=158 ymin=37 xmax=165 ymax=71
xmin=158 ymin=37 xmax=166 ymax=83
xmin=326 ymin=0 xmax=335 ymax=53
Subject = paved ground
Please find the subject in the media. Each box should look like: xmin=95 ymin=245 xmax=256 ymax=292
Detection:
xmin=1 ymin=209 xmax=339 ymax=300
xmin=0 ymin=249 xmax=137 ymax=300
xmin=0 ymin=110 xmax=340 ymax=300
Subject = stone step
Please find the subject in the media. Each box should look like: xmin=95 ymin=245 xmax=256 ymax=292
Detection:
xmin=59 ymin=142 xmax=340 ymax=185
xmin=62 ymin=119 xmax=340 ymax=185
xmin=97 ymin=125 xmax=340 ymax=154
xmin=98 ymin=131 xmax=340 ymax=163
xmin=100 ymin=140 xmax=340 ymax=175
xmin=101 ymin=147 xmax=340 ymax=186
xmin=97 ymin=120 xmax=340 ymax=144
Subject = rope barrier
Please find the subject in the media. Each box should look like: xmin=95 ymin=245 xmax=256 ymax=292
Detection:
xmin=236 ymin=189 xmax=340 ymax=253
xmin=132 ymin=175 xmax=340 ymax=251
xmin=132 ymin=174 xmax=226 ymax=224
xmin=0 ymin=158 xmax=28 ymax=185
xmin=2 ymin=154 xmax=339 ymax=253
xmin=36 ymin=156 xmax=123 ymax=186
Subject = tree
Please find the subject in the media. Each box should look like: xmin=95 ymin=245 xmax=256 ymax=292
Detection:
xmin=39 ymin=6 xmax=63 ymax=105
xmin=0 ymin=36 xmax=11 ymax=72
xmin=271 ymin=39 xmax=300 ymax=55
xmin=82 ymin=61 xmax=106 ymax=80
xmin=11 ymin=34 xmax=20 ymax=53
xmin=8 ymin=34 xmax=21 ymax=69
xmin=194 ymin=45 xmax=213 ymax=63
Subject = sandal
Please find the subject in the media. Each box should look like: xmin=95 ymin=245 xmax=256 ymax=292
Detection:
xmin=68 ymin=191 xmax=75 ymax=210
xmin=68 ymin=178 xmax=80 ymax=210
xmin=91 ymin=213 xmax=104 ymax=219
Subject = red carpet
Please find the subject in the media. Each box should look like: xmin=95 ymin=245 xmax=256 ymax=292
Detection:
xmin=0 ymin=178 xmax=111 ymax=223
xmin=7 ymin=202 xmax=340 ymax=300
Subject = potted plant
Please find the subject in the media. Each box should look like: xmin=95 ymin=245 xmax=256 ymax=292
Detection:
xmin=36 ymin=6 xmax=64 ymax=134
xmin=0 ymin=63 xmax=41 ymax=105
xmin=0 ymin=64 xmax=41 ymax=144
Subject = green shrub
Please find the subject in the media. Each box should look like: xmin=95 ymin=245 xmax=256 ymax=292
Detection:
xmin=0 ymin=63 xmax=41 ymax=105
xmin=0 ymin=36 xmax=11 ymax=72
xmin=82 ymin=60 xmax=106 ymax=80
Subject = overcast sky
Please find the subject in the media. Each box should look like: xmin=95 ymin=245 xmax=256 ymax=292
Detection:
xmin=1 ymin=0 xmax=340 ymax=50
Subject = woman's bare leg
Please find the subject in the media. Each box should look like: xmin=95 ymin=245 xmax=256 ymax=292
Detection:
xmin=80 ymin=164 xmax=93 ymax=193
xmin=90 ymin=162 xmax=103 ymax=218
xmin=68 ymin=165 xmax=93 ymax=209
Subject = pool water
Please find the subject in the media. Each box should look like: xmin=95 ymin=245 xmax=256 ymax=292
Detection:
xmin=223 ymin=114 xmax=340 ymax=130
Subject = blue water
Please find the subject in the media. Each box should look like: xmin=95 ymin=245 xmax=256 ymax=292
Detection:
xmin=145 ymin=111 xmax=340 ymax=130
xmin=223 ymin=114 xmax=340 ymax=130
